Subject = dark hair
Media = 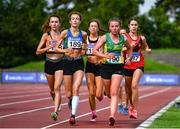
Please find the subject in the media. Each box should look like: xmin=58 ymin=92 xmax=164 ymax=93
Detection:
xmin=127 ymin=16 xmax=139 ymax=33
xmin=108 ymin=17 xmax=122 ymax=27
xmin=128 ymin=16 xmax=138 ymax=25
xmin=42 ymin=14 xmax=62 ymax=33
xmin=88 ymin=18 xmax=106 ymax=33
xmin=68 ymin=11 xmax=82 ymax=21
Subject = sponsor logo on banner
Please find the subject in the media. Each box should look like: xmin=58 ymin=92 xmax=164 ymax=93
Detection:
xmin=2 ymin=72 xmax=37 ymax=83
xmin=140 ymin=74 xmax=179 ymax=85
xmin=1 ymin=72 xmax=179 ymax=85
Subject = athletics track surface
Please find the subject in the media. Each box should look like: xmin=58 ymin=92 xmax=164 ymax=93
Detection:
xmin=0 ymin=84 xmax=180 ymax=128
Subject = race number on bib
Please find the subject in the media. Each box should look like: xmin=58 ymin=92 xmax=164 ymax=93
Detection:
xmin=59 ymin=43 xmax=63 ymax=49
xmin=68 ymin=40 xmax=82 ymax=49
xmin=131 ymin=52 xmax=140 ymax=62
xmin=106 ymin=52 xmax=123 ymax=64
xmin=86 ymin=44 xmax=95 ymax=55
xmin=49 ymin=40 xmax=57 ymax=51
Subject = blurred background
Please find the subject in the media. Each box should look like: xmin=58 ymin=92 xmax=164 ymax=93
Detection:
xmin=0 ymin=0 xmax=179 ymax=84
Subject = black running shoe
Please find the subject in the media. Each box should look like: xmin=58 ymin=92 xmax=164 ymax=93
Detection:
xmin=69 ymin=114 xmax=76 ymax=125
xmin=51 ymin=112 xmax=58 ymax=121
xmin=90 ymin=114 xmax=97 ymax=122
xmin=109 ymin=117 xmax=115 ymax=126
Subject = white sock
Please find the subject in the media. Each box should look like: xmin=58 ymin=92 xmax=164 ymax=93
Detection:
xmin=71 ymin=96 xmax=79 ymax=115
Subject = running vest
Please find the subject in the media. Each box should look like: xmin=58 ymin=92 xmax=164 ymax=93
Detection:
xmin=124 ymin=33 xmax=144 ymax=69
xmin=46 ymin=32 xmax=62 ymax=53
xmin=64 ymin=29 xmax=83 ymax=49
xmin=104 ymin=33 xmax=125 ymax=64
xmin=86 ymin=36 xmax=98 ymax=55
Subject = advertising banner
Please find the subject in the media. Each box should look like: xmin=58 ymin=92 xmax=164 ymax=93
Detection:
xmin=140 ymin=74 xmax=179 ymax=85
xmin=1 ymin=72 xmax=180 ymax=85
xmin=2 ymin=72 xmax=37 ymax=83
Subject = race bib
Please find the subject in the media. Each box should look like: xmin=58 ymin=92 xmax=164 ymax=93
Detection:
xmin=131 ymin=52 xmax=140 ymax=62
xmin=49 ymin=40 xmax=57 ymax=51
xmin=86 ymin=44 xmax=95 ymax=55
xmin=67 ymin=40 xmax=83 ymax=49
xmin=106 ymin=52 xmax=123 ymax=64
xmin=59 ymin=43 xmax=63 ymax=49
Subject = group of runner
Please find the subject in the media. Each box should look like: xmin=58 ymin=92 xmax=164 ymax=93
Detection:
xmin=36 ymin=11 xmax=151 ymax=126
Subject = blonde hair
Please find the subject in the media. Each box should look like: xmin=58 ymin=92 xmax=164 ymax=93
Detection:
xmin=108 ymin=17 xmax=122 ymax=27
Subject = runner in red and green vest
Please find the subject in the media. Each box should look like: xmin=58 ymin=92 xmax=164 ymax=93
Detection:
xmin=93 ymin=17 xmax=132 ymax=126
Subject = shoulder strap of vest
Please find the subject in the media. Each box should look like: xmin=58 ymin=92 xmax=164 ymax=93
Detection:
xmin=47 ymin=32 xmax=53 ymax=40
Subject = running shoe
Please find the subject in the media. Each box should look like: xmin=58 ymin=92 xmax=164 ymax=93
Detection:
xmin=118 ymin=104 xmax=123 ymax=113
xmin=130 ymin=109 xmax=137 ymax=119
xmin=122 ymin=107 xmax=129 ymax=115
xmin=90 ymin=114 xmax=97 ymax=122
xmin=128 ymin=106 xmax=133 ymax=117
xmin=69 ymin=115 xmax=76 ymax=125
xmin=129 ymin=106 xmax=137 ymax=119
xmin=68 ymin=99 xmax=72 ymax=110
xmin=109 ymin=117 xmax=115 ymax=126
xmin=51 ymin=112 xmax=58 ymax=121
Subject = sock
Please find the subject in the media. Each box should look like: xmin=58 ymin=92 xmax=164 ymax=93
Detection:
xmin=71 ymin=96 xmax=79 ymax=115
xmin=92 ymin=110 xmax=96 ymax=116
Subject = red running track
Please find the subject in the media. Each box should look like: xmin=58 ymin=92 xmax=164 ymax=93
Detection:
xmin=0 ymin=84 xmax=180 ymax=128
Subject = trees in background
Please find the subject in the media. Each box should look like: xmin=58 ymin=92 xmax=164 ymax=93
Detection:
xmin=139 ymin=0 xmax=179 ymax=48
xmin=0 ymin=0 xmax=47 ymax=68
xmin=0 ymin=0 xmax=179 ymax=68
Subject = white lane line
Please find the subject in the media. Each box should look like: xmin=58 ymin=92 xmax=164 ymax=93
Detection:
xmin=136 ymin=95 xmax=180 ymax=129
xmin=0 ymin=92 xmax=66 ymax=107
xmin=41 ymin=107 xmax=110 ymax=129
xmin=0 ymin=93 xmax=49 ymax=100
xmin=0 ymin=92 xmax=89 ymax=119
xmin=0 ymin=87 xmax=162 ymax=120
xmin=0 ymin=92 xmax=71 ymax=107
xmin=0 ymin=87 xmax=87 ymax=100
xmin=41 ymin=87 xmax=171 ymax=129
xmin=0 ymin=87 xmax=153 ymax=107
xmin=0 ymin=90 xmax=66 ymax=100
xmin=0 ymin=87 xmax=152 ymax=119
xmin=0 ymin=97 xmax=51 ymax=107
xmin=140 ymin=87 xmax=171 ymax=99
xmin=0 ymin=106 xmax=54 ymax=119
xmin=0 ymin=90 xmax=48 ymax=96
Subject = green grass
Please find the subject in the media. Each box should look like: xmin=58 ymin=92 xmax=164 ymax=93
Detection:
xmin=149 ymin=104 xmax=180 ymax=128
xmin=10 ymin=61 xmax=44 ymax=71
xmin=152 ymin=48 xmax=180 ymax=53
xmin=7 ymin=49 xmax=180 ymax=73
xmin=145 ymin=57 xmax=180 ymax=73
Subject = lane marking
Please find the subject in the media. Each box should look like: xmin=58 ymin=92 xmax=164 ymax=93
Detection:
xmin=0 ymin=90 xmax=66 ymax=100
xmin=0 ymin=91 xmax=82 ymax=107
xmin=136 ymin=95 xmax=180 ymax=129
xmin=41 ymin=87 xmax=171 ymax=129
xmin=0 ymin=87 xmax=86 ymax=100
xmin=0 ymin=87 xmax=153 ymax=107
xmin=0 ymin=92 xmax=89 ymax=119
xmin=0 ymin=97 xmax=51 ymax=107
xmin=0 ymin=93 xmax=49 ymax=100
xmin=0 ymin=87 xmax=153 ymax=119
xmin=0 ymin=90 xmax=48 ymax=96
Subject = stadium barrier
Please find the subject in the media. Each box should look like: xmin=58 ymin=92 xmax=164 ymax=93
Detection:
xmin=0 ymin=71 xmax=180 ymax=85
